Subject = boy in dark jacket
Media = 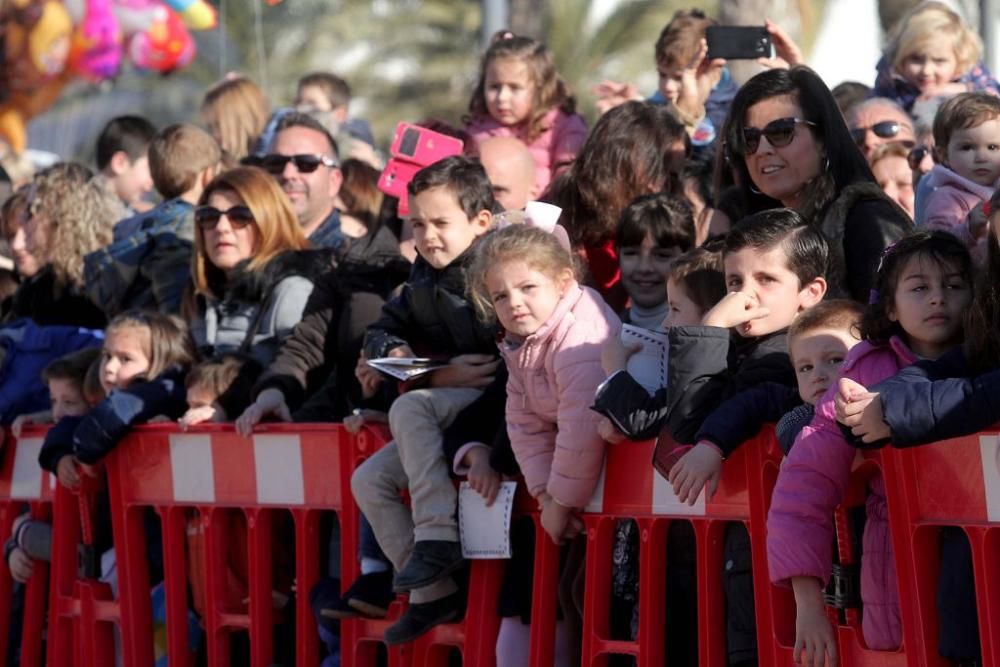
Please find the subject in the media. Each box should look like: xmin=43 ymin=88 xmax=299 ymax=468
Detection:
xmin=84 ymin=124 xmax=222 ymax=317
xmin=349 ymin=156 xmax=501 ymax=644
xmin=594 ymin=209 xmax=829 ymax=667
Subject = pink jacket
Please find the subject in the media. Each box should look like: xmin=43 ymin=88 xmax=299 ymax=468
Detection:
xmin=920 ymin=164 xmax=994 ymax=251
xmin=467 ymin=108 xmax=588 ymax=196
xmin=767 ymin=336 xmax=918 ymax=651
xmin=501 ymin=282 xmax=620 ymax=507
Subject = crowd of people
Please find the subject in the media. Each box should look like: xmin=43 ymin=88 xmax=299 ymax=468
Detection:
xmin=2 ymin=1 xmax=1000 ymax=665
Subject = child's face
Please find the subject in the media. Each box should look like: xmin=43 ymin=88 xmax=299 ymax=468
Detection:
xmin=48 ymin=378 xmax=89 ymax=421
xmin=485 ymin=260 xmax=571 ymax=337
xmin=944 ymin=119 xmax=1000 ymax=187
xmin=889 ymin=254 xmax=972 ymax=359
xmin=664 ymin=277 xmax=703 ymax=328
xmin=657 ymin=65 xmax=684 ymax=104
xmin=409 ymin=185 xmax=491 ymax=269
xmin=101 ymin=326 xmax=152 ymax=392
xmin=790 ymin=328 xmax=859 ymax=405
xmin=295 ymin=84 xmax=332 ymax=112
xmin=111 ymin=153 xmax=153 ymax=209
xmin=484 ymin=57 xmax=534 ymax=127
xmin=724 ymin=245 xmax=824 ymax=337
xmin=619 ymin=233 xmax=681 ymax=310
xmin=899 ymin=42 xmax=959 ymax=93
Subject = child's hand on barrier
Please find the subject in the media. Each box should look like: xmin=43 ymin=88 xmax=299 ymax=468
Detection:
xmin=236 ymin=388 xmax=292 ymax=437
xmin=179 ymin=405 xmax=221 ymax=430
xmin=601 ymin=335 xmax=641 ymax=375
xmin=667 ymin=441 xmax=722 ymax=505
xmin=464 ymin=447 xmax=500 ymax=507
xmin=598 ymin=417 xmax=626 ymax=444
xmin=834 ymin=378 xmax=889 ymax=443
xmin=343 ymin=408 xmax=388 ymax=434
xmin=540 ymin=496 xmax=573 ymax=545
xmin=7 ymin=547 xmax=33 ymax=583
xmin=430 ymin=354 xmax=499 ymax=389
xmin=792 ymin=577 xmax=838 ymax=667
xmin=12 ymin=410 xmax=50 ymax=438
xmin=702 ymin=291 xmax=770 ymax=332
xmin=56 ymin=455 xmax=81 ymax=490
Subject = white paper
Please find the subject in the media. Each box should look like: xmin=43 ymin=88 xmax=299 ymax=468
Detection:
xmin=366 ymin=357 xmax=446 ymax=381
xmin=621 ymin=324 xmax=669 ymax=394
xmin=458 ymin=481 xmax=516 ymax=559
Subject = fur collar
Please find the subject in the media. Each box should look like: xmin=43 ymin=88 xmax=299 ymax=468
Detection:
xmin=221 ymin=248 xmax=334 ymax=304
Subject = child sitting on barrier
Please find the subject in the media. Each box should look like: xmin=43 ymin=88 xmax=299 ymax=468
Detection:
xmin=348 ymin=156 xmax=502 ymax=644
xmin=667 ymin=300 xmax=865 ymax=505
xmin=595 ymin=209 xmax=829 ymax=667
xmin=178 ymin=353 xmax=262 ymax=428
xmin=467 ymin=223 xmax=620 ymax=665
xmin=768 ymin=231 xmax=973 ymax=663
xmin=38 ymin=311 xmax=195 ymax=482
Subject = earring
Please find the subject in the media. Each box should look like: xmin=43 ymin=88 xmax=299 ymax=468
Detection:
xmin=749 ymin=183 xmax=763 ymax=195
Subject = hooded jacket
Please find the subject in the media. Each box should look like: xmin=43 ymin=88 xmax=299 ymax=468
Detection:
xmin=501 ymin=282 xmax=620 ymax=507
xmin=919 ymin=163 xmax=994 ymax=251
xmin=767 ymin=336 xmax=918 ymax=651
xmin=191 ymin=249 xmax=333 ymax=368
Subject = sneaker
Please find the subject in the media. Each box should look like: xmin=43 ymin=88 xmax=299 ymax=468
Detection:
xmin=393 ymin=540 xmax=464 ymax=592
xmin=343 ymin=570 xmax=395 ymax=618
xmin=383 ymin=591 xmax=464 ymax=645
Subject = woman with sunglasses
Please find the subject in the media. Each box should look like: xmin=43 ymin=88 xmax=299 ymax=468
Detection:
xmin=188 ymin=166 xmax=332 ymax=367
xmin=722 ymin=66 xmax=912 ymax=302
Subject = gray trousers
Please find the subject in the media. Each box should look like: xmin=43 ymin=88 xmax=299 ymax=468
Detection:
xmin=351 ymin=386 xmax=481 ymax=602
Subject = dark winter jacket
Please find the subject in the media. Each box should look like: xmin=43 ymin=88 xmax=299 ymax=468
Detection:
xmin=856 ymin=348 xmax=1000 ymax=448
xmin=255 ymin=225 xmax=411 ymax=418
xmin=0 ymin=320 xmax=103 ymax=424
xmin=592 ymin=326 xmax=794 ymax=443
xmin=192 ymin=249 xmax=334 ymax=368
xmin=1 ymin=265 xmax=107 ymax=330
xmin=696 ymin=382 xmax=802 ymax=458
xmin=441 ymin=367 xmax=515 ymax=477
xmin=364 ymin=247 xmax=498 ymax=361
xmin=817 ymin=182 xmax=911 ymax=303
xmin=84 ymin=198 xmax=194 ymax=317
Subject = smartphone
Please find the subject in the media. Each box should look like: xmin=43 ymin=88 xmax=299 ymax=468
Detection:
xmin=387 ymin=122 xmax=464 ymax=165
xmin=705 ymin=26 xmax=772 ymax=60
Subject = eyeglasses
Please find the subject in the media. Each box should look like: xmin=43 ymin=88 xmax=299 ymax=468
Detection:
xmin=194 ymin=205 xmax=255 ymax=230
xmin=849 ymin=120 xmax=913 ymax=147
xmin=907 ymin=145 xmax=933 ymax=170
xmin=741 ymin=117 xmax=817 ymax=155
xmin=243 ymin=153 xmax=339 ymax=174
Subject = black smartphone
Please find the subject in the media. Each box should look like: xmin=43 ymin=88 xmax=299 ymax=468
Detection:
xmin=705 ymin=26 xmax=772 ymax=60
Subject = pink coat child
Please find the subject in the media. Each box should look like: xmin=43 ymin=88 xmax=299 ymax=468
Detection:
xmin=767 ymin=336 xmax=918 ymax=651
xmin=501 ymin=282 xmax=621 ymax=510
xmin=920 ymin=163 xmax=995 ymax=254
xmin=468 ymin=108 xmax=588 ymax=197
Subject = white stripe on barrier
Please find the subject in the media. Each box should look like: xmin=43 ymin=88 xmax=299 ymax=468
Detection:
xmin=11 ymin=437 xmax=44 ymax=500
xmin=583 ymin=459 xmax=606 ymax=513
xmin=253 ymin=434 xmax=305 ymax=505
xmin=980 ymin=435 xmax=1000 ymax=523
xmin=651 ymin=467 xmax=706 ymax=516
xmin=169 ymin=434 xmax=216 ymax=503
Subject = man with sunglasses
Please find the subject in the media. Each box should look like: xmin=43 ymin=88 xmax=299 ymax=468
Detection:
xmin=848 ymin=97 xmax=916 ymax=160
xmin=259 ymin=112 xmax=348 ymax=251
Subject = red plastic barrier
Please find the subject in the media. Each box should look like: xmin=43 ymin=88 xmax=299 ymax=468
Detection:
xmin=0 ymin=427 xmax=54 ymax=667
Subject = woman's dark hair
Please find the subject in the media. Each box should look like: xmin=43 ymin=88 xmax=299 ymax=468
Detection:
xmin=966 ymin=190 xmax=1000 ymax=371
xmin=860 ymin=230 xmax=973 ymax=346
xmin=722 ymin=66 xmax=875 ymax=224
xmin=549 ymin=101 xmax=687 ymax=247
xmin=615 ymin=193 xmax=695 ymax=252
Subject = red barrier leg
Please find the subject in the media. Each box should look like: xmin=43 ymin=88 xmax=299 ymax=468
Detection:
xmin=0 ymin=502 xmax=16 ymax=663
xmin=528 ymin=516 xmax=559 ymax=667
xmin=160 ymin=505 xmax=194 ymax=667
xmin=294 ymin=508 xmax=321 ymax=667
xmin=247 ymin=508 xmax=275 ymax=666
xmin=637 ymin=518 xmax=667 ymax=667
xmin=202 ymin=507 xmax=233 ymax=666
xmin=695 ymin=520 xmax=727 ymax=667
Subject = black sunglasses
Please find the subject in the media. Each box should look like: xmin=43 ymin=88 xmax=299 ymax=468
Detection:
xmin=194 ymin=205 xmax=255 ymax=230
xmin=907 ymin=145 xmax=933 ymax=170
xmin=244 ymin=153 xmax=339 ymax=174
xmin=741 ymin=117 xmax=817 ymax=155
xmin=849 ymin=120 xmax=912 ymax=146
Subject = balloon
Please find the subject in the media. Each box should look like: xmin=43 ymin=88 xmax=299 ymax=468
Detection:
xmin=68 ymin=0 xmax=123 ymax=81
xmin=126 ymin=4 xmax=194 ymax=73
xmin=162 ymin=0 xmax=216 ymax=30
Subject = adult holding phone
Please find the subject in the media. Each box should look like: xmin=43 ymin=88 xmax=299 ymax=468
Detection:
xmin=721 ymin=66 xmax=912 ymax=302
xmin=186 ymin=166 xmax=333 ymax=370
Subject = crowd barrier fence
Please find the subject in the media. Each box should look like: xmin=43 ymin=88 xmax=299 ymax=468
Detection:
xmin=0 ymin=422 xmax=996 ymax=666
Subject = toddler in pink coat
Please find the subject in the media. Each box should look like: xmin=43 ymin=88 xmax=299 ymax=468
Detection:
xmin=465 ymin=32 xmax=588 ymax=196
xmin=767 ymin=231 xmax=973 ymax=663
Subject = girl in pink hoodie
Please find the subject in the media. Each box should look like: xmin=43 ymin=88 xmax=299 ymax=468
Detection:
xmin=767 ymin=231 xmax=973 ymax=664
xmin=465 ymin=32 xmax=588 ymax=197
